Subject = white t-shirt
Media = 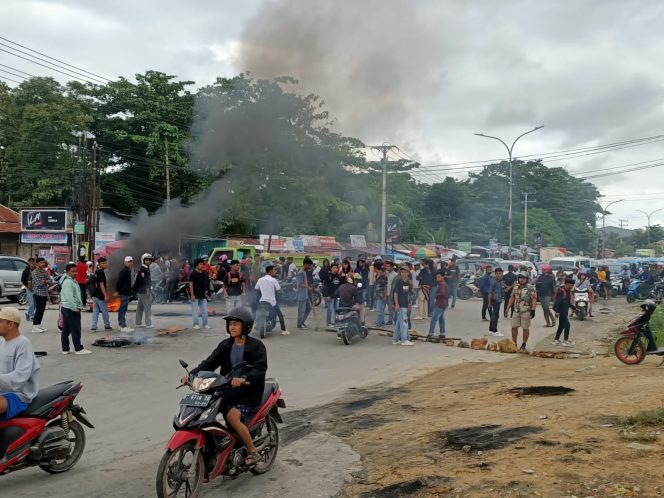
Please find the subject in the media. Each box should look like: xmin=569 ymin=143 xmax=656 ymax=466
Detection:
xmin=288 ymin=263 xmax=298 ymax=279
xmin=255 ymin=275 xmax=281 ymax=306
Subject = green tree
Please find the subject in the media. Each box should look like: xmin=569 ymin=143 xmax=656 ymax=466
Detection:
xmin=513 ymin=208 xmax=564 ymax=246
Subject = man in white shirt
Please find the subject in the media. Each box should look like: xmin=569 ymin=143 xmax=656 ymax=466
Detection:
xmin=255 ymin=265 xmax=289 ymax=336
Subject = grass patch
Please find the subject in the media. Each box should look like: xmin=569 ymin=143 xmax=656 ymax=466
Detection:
xmin=651 ymin=306 xmax=664 ymax=345
xmin=621 ymin=408 xmax=664 ymax=427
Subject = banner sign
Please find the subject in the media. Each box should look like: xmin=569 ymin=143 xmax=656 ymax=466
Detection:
xmin=457 ymin=241 xmax=471 ymax=253
xmin=350 ymin=235 xmax=367 ymax=248
xmin=95 ymin=232 xmax=116 ymax=250
xmin=284 ymin=237 xmax=295 ymax=252
xmin=268 ymin=239 xmax=285 ymax=251
xmin=293 ymin=237 xmax=305 ymax=253
xmin=386 ymin=215 xmax=400 ymax=244
xmin=20 ymin=232 xmax=69 ymax=245
xmin=21 ymin=209 xmax=67 ymax=232
xmin=319 ymin=236 xmax=337 ymax=248
xmin=300 ymin=235 xmax=320 ymax=247
xmin=74 ymin=221 xmax=85 ymax=235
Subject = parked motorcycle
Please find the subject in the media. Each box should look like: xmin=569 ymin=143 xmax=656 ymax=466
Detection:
xmin=278 ymin=280 xmax=322 ymax=307
xmin=335 ymin=306 xmax=368 ymax=345
xmin=654 ymin=279 xmax=664 ymax=304
xmin=0 ymin=380 xmax=94 ymax=476
xmin=614 ymin=300 xmax=664 ymax=365
xmin=156 ymin=360 xmax=284 ymax=498
xmin=573 ymin=287 xmax=589 ymax=321
xmin=154 ymin=281 xmax=190 ymax=304
xmin=457 ymin=275 xmax=480 ymax=301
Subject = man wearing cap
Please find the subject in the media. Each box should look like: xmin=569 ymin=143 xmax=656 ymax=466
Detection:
xmin=296 ymin=258 xmax=314 ymax=329
xmin=0 ymin=307 xmax=40 ymax=419
xmin=115 ymin=256 xmax=134 ymax=333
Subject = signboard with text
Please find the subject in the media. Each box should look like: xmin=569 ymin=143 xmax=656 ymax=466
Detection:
xmin=293 ymin=237 xmax=305 ymax=253
xmin=20 ymin=232 xmax=69 ymax=245
xmin=319 ymin=236 xmax=337 ymax=248
xmin=457 ymin=241 xmax=472 ymax=253
xmin=20 ymin=209 xmax=67 ymax=232
xmin=350 ymin=235 xmax=367 ymax=248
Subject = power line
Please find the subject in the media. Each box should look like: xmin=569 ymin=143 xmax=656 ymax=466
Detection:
xmin=0 ymin=75 xmax=21 ymax=85
xmin=0 ymin=67 xmax=28 ymax=80
xmin=0 ymin=47 xmax=95 ymax=84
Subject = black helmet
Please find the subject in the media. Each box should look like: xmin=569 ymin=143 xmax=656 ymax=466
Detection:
xmin=223 ymin=307 xmax=254 ymax=335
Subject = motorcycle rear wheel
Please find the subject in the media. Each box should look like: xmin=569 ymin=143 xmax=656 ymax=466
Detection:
xmin=156 ymin=441 xmax=204 ymax=498
xmin=50 ymin=294 xmax=61 ymax=305
xmin=39 ymin=420 xmax=86 ymax=474
xmin=251 ymin=415 xmax=279 ymax=475
xmin=313 ymin=292 xmax=322 ymax=307
xmin=17 ymin=291 xmax=28 ymax=306
xmin=614 ymin=336 xmax=647 ymax=365
xmin=153 ymin=286 xmax=166 ymax=304
xmin=626 ymin=295 xmax=636 ymax=303
xmin=611 ymin=288 xmax=618 ymax=298
xmin=458 ymin=286 xmax=473 ymax=300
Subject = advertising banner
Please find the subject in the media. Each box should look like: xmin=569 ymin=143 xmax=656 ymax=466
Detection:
xmin=457 ymin=241 xmax=472 ymax=253
xmin=20 ymin=232 xmax=69 ymax=245
xmin=386 ymin=215 xmax=400 ymax=243
xmin=350 ymin=235 xmax=367 ymax=248
xmin=319 ymin=236 xmax=337 ymax=248
xmin=21 ymin=209 xmax=67 ymax=232
xmin=293 ymin=237 xmax=305 ymax=253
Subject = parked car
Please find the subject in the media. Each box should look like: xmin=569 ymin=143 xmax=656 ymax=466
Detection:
xmin=0 ymin=256 xmax=29 ymax=302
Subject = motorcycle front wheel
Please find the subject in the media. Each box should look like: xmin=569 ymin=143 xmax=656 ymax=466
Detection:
xmin=614 ymin=336 xmax=647 ymax=365
xmin=49 ymin=294 xmax=61 ymax=305
xmin=156 ymin=441 xmax=204 ymax=498
xmin=39 ymin=420 xmax=86 ymax=474
xmin=17 ymin=290 xmax=27 ymax=306
xmin=153 ymin=286 xmax=166 ymax=304
xmin=251 ymin=415 xmax=279 ymax=475
xmin=458 ymin=286 xmax=473 ymax=300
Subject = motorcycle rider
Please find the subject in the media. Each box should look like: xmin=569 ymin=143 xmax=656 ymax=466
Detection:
xmin=182 ymin=307 xmax=267 ymax=467
xmin=254 ymin=265 xmax=289 ymax=336
xmin=620 ymin=265 xmax=631 ymax=294
xmin=335 ymin=273 xmax=365 ymax=324
xmin=572 ymin=271 xmax=593 ymax=317
xmin=639 ymin=264 xmax=655 ymax=297
xmin=133 ymin=253 xmax=153 ymax=329
xmin=0 ymin=308 xmax=39 ymax=419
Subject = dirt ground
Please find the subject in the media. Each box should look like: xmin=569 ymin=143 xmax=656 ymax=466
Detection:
xmin=340 ymin=301 xmax=664 ymax=498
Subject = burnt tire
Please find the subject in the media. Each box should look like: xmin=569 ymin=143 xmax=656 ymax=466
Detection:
xmin=614 ymin=336 xmax=647 ymax=365
xmin=39 ymin=420 xmax=86 ymax=474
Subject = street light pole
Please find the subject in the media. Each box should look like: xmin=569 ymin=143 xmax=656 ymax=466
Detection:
xmin=475 ymin=126 xmax=544 ymax=254
xmin=636 ymin=208 xmax=663 ymax=245
xmin=600 ymin=199 xmax=624 ymax=258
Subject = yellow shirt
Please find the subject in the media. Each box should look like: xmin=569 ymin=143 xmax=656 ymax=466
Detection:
xmin=597 ymin=270 xmax=606 ymax=282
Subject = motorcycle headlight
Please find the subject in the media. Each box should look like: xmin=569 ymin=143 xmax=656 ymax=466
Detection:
xmin=191 ymin=377 xmax=214 ymax=393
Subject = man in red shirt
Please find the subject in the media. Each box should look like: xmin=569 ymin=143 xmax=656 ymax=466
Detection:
xmin=75 ymin=255 xmax=88 ymax=305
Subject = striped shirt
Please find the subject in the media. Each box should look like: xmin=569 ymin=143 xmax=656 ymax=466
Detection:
xmin=31 ymin=268 xmax=50 ymax=297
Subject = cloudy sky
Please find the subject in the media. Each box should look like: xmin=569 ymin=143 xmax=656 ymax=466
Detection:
xmin=2 ymin=0 xmax=664 ymax=229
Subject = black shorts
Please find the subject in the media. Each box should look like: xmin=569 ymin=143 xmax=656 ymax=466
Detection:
xmin=222 ymin=404 xmax=258 ymax=424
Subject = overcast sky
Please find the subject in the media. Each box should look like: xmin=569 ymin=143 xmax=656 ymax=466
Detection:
xmin=2 ymin=0 xmax=664 ymax=230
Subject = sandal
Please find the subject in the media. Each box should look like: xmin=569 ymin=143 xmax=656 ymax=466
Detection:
xmin=245 ymin=451 xmax=259 ymax=466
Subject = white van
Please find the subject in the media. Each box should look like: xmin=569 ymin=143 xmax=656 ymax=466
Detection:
xmin=548 ymin=256 xmax=593 ymax=273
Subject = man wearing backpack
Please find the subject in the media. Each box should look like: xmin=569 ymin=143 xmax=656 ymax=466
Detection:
xmin=90 ymin=257 xmax=112 ymax=332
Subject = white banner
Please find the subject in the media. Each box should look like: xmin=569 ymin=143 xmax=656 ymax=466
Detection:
xmin=350 ymin=235 xmax=367 ymax=248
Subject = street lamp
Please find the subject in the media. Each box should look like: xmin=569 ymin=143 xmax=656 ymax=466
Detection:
xmin=599 ymin=199 xmax=624 ymax=258
xmin=475 ymin=126 xmax=544 ymax=254
xmin=636 ymin=208 xmax=663 ymax=245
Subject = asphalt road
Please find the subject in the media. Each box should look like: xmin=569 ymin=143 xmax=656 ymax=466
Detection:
xmin=2 ymin=296 xmax=548 ymax=497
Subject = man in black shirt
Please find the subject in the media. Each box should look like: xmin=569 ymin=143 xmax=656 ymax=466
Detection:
xmin=224 ymin=259 xmax=245 ymax=313
xmin=189 ymin=258 xmax=211 ymax=330
xmin=323 ymin=263 xmax=342 ymax=327
xmin=20 ymin=257 xmax=36 ymax=322
xmin=502 ymin=265 xmax=517 ymax=317
xmin=90 ymin=257 xmax=112 ymax=332
xmin=132 ymin=253 xmax=153 ymax=328
xmin=115 ymin=256 xmax=134 ymax=333
xmin=335 ymin=275 xmax=365 ymax=324
xmin=393 ymin=266 xmax=414 ymax=346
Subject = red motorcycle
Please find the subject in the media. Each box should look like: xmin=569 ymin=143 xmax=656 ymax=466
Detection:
xmin=614 ymin=300 xmax=664 ymax=365
xmin=0 ymin=380 xmax=94 ymax=476
xmin=156 ymin=360 xmax=285 ymax=498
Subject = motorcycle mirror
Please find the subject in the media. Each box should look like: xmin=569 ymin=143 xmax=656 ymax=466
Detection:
xmin=179 ymin=359 xmax=189 ymax=370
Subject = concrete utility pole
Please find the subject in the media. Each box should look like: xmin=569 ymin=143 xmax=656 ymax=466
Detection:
xmin=600 ymin=199 xmax=624 ymax=258
xmin=619 ymin=219 xmax=628 ymax=245
xmin=636 ymin=209 xmax=662 ymax=245
xmin=475 ymin=126 xmax=544 ymax=255
xmin=523 ymin=191 xmax=536 ymax=246
xmin=369 ymin=144 xmax=398 ymax=254
xmin=164 ymin=136 xmax=171 ymax=212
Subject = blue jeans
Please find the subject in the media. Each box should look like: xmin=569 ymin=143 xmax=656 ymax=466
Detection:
xmin=411 ymin=289 xmax=418 ymax=306
xmin=26 ymin=289 xmax=35 ymax=320
xmin=326 ymin=297 xmax=337 ymax=326
xmin=448 ymin=281 xmax=458 ymax=307
xmin=191 ymin=298 xmax=208 ymax=326
xmin=428 ymin=307 xmax=446 ymax=337
xmin=374 ymin=297 xmax=386 ymax=326
xmin=118 ymin=294 xmax=130 ymax=328
xmin=393 ymin=308 xmax=410 ymax=342
xmin=297 ymin=299 xmax=311 ymax=327
xmin=92 ymin=296 xmax=111 ymax=329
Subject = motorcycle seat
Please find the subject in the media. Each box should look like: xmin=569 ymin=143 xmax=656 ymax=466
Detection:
xmin=261 ymin=379 xmax=279 ymax=406
xmin=23 ymin=381 xmax=74 ymax=416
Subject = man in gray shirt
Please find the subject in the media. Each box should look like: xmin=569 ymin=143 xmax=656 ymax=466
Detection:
xmin=0 ymin=307 xmax=39 ymax=419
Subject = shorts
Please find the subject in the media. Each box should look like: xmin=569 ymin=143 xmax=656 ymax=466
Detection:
xmin=511 ymin=311 xmax=532 ymax=329
xmin=222 ymin=404 xmax=258 ymax=424
xmin=0 ymin=393 xmax=30 ymax=420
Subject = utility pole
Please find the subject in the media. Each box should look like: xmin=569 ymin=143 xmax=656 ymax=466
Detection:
xmin=636 ymin=209 xmax=662 ymax=245
xmin=164 ymin=136 xmax=171 ymax=212
xmin=619 ymin=219 xmax=628 ymax=245
xmin=523 ymin=191 xmax=536 ymax=246
xmin=369 ymin=144 xmax=398 ymax=254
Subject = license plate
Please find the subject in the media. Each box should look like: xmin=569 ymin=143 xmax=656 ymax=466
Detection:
xmin=180 ymin=393 xmax=212 ymax=407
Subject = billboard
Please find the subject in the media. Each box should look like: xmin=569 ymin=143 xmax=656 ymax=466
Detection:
xmin=20 ymin=232 xmax=69 ymax=245
xmin=21 ymin=209 xmax=67 ymax=232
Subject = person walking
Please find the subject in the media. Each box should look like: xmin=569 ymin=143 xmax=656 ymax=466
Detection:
xmin=189 ymin=258 xmax=211 ymax=330
xmin=488 ymin=268 xmax=505 ymax=336
xmin=506 ymin=272 xmax=537 ymax=351
xmin=224 ymin=260 xmax=245 ymax=313
xmin=373 ymin=264 xmax=388 ymax=327
xmin=392 ymin=266 xmax=414 ymax=346
xmin=478 ymin=265 xmax=493 ymax=321
xmin=415 ymin=260 xmax=431 ymax=320
xmin=384 ymin=261 xmax=397 ymax=325
xmin=255 ymin=265 xmax=289 ymax=336
xmin=75 ymin=255 xmax=88 ymax=306
xmin=59 ymin=263 xmax=91 ymax=355
xmin=322 ymin=262 xmax=342 ymax=328
xmin=296 ymin=258 xmax=314 ymax=329
xmin=535 ymin=264 xmax=557 ymax=327
xmin=20 ymin=257 xmax=36 ymax=322
xmin=90 ymin=257 xmax=112 ymax=332
xmin=31 ymin=258 xmax=50 ymax=333
xmin=553 ymin=277 xmax=577 ymax=346
xmin=115 ymin=256 xmax=134 ymax=333
xmin=445 ymin=258 xmax=460 ymax=308
xmin=427 ymin=270 xmax=449 ymax=341
xmin=133 ymin=253 xmax=153 ymax=329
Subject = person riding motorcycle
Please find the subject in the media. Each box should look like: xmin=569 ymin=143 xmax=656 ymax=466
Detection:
xmin=335 ymin=273 xmax=366 ymax=324
xmin=572 ymin=271 xmax=593 ymax=318
xmin=620 ymin=265 xmax=631 ymax=294
xmin=181 ymin=307 xmax=267 ymax=466
xmin=639 ymin=264 xmax=655 ymax=297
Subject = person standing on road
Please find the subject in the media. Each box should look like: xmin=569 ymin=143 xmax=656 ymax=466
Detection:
xmin=322 ymin=262 xmax=342 ymax=328
xmin=20 ymin=258 xmax=36 ymax=322
xmin=133 ymin=253 xmax=153 ymax=329
xmin=428 ymin=270 xmax=449 ymax=341
xmin=189 ymin=258 xmax=211 ymax=330
xmin=59 ymin=263 xmax=91 ymax=355
xmin=411 ymin=262 xmax=420 ymax=312
xmin=224 ymin=260 xmax=245 ymax=313
xmin=31 ymin=258 xmax=50 ymax=334
xmin=502 ymin=265 xmax=517 ymax=317
xmin=90 ymin=257 xmax=112 ymax=332
xmin=478 ymin=265 xmax=493 ymax=321
xmin=506 ymin=272 xmax=537 ymax=351
xmin=415 ymin=259 xmax=432 ymax=320
xmin=392 ymin=266 xmax=414 ymax=346
xmin=553 ymin=277 xmax=576 ymax=347
xmin=445 ymin=258 xmax=460 ymax=309
xmin=535 ymin=264 xmax=557 ymax=327
xmin=115 ymin=256 xmax=134 ymax=333
xmin=296 ymin=258 xmax=314 ymax=329
xmin=488 ymin=268 xmax=505 ymax=337
xmin=384 ymin=261 xmax=397 ymax=325
xmin=373 ymin=263 xmax=388 ymax=327
xmin=75 ymin=256 xmax=88 ymax=306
